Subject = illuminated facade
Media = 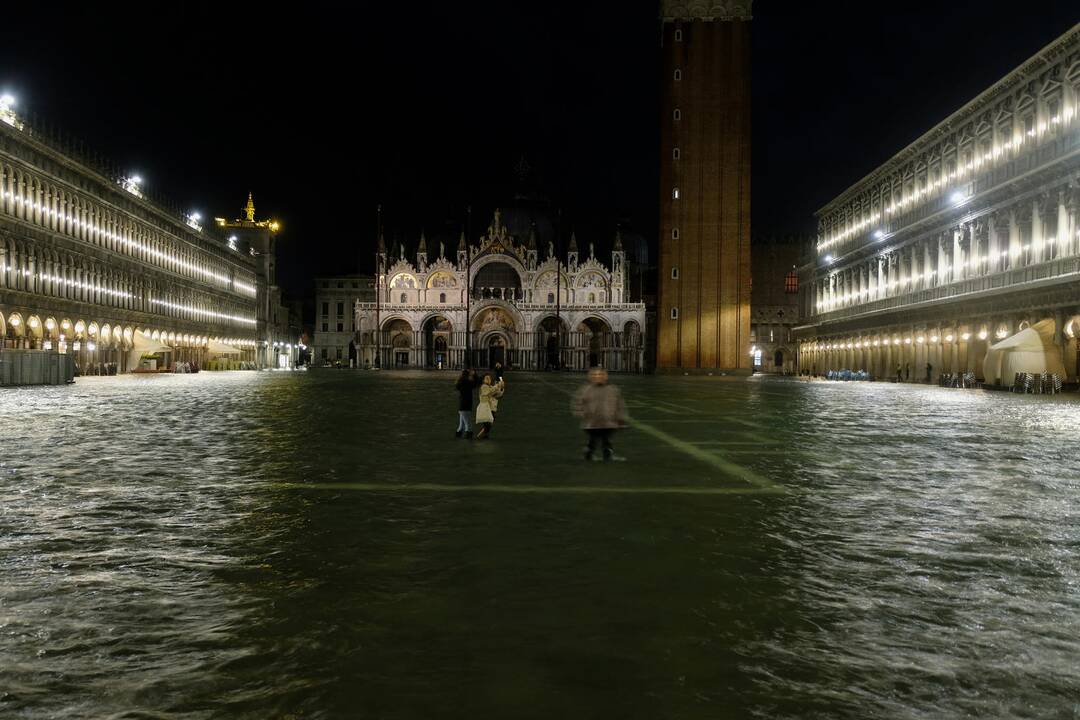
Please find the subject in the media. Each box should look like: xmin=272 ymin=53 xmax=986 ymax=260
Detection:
xmin=797 ymin=23 xmax=1080 ymax=384
xmin=0 ymin=104 xmax=280 ymax=374
xmin=356 ymin=210 xmax=646 ymax=371
xmin=657 ymin=0 xmax=752 ymax=372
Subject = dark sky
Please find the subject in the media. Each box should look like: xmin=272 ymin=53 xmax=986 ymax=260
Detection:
xmin=1 ymin=2 xmax=1076 ymax=298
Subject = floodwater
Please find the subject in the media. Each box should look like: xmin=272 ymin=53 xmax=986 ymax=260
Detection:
xmin=1 ymin=371 xmax=1077 ymax=719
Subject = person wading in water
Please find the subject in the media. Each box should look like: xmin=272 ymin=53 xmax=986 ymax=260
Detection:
xmin=454 ymin=368 xmax=480 ymax=439
xmin=572 ymin=367 xmax=629 ymax=462
xmin=474 ymin=374 xmax=505 ymax=440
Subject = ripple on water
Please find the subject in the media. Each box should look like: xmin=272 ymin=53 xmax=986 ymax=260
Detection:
xmin=0 ymin=373 xmax=1077 ymax=719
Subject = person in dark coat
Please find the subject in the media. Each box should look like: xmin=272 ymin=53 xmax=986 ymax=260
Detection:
xmin=454 ymin=369 xmax=480 ymax=439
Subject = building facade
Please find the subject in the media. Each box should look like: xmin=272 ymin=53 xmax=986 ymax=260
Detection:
xmin=797 ymin=23 xmax=1080 ymax=384
xmin=750 ymin=237 xmax=801 ymax=374
xmin=216 ymin=195 xmax=297 ymax=368
xmin=356 ymin=210 xmax=646 ymax=372
xmin=0 ymin=101 xmax=289 ymax=374
xmin=657 ymin=0 xmax=752 ymax=371
xmin=314 ymin=274 xmax=374 ymax=365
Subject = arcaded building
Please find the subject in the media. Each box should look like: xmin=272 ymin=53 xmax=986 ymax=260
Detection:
xmin=797 ymin=23 xmax=1080 ymax=384
xmin=0 ymin=98 xmax=291 ymax=375
xmin=356 ymin=210 xmax=646 ymax=372
xmin=657 ymin=0 xmax=752 ymax=371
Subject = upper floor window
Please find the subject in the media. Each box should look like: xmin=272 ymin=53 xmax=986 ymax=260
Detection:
xmin=439 ymin=292 xmax=446 ymax=303
xmin=673 ymin=147 xmax=680 ymax=160
xmin=671 ymin=267 xmax=679 ymax=280
xmin=673 ymin=108 xmax=681 ymax=121
xmin=673 ymin=69 xmax=681 ymax=81
xmin=399 ymin=292 xmax=407 ymax=304
xmin=672 ymin=188 xmax=680 ymax=200
xmin=672 ymin=228 xmax=680 ymax=240
xmin=321 ymin=302 xmax=329 ymax=315
xmin=670 ymin=307 xmax=679 ymax=320
xmin=674 ymin=28 xmax=682 ymax=41
xmin=785 ymin=270 xmax=798 ymax=294
xmin=548 ymin=292 xmax=555 ymax=304
xmin=336 ymin=302 xmax=344 ymax=315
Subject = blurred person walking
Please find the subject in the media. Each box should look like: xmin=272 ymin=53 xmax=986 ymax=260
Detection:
xmin=572 ymin=367 xmax=628 ymax=462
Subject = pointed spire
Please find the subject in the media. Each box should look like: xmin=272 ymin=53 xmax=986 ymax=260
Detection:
xmin=377 ymin=231 xmax=386 ymax=253
xmin=614 ymin=226 xmax=623 ymax=251
xmin=418 ymin=230 xmax=427 ymax=254
xmin=527 ymin=222 xmax=537 ymax=250
xmin=568 ymin=231 xmax=578 ymax=253
xmin=244 ymin=192 xmax=256 ymax=222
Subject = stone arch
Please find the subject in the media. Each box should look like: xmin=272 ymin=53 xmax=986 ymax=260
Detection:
xmin=472 ymin=259 xmax=523 ymax=301
xmin=535 ymin=315 xmax=570 ymax=370
xmin=421 ymin=313 xmax=453 ymax=368
xmin=470 ymin=252 xmax=527 ymax=283
xmin=576 ymin=315 xmax=612 ymax=368
xmin=26 ymin=315 xmax=44 ymax=340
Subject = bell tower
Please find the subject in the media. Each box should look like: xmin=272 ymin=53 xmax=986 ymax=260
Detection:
xmin=657 ymin=0 xmax=752 ymax=371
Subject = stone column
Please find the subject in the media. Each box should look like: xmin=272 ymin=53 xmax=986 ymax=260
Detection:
xmin=953 ymin=227 xmax=964 ymax=282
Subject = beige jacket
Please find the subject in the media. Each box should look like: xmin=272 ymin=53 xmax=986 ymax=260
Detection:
xmin=572 ymin=383 xmax=628 ymax=429
xmin=476 ymin=383 xmax=503 ymax=423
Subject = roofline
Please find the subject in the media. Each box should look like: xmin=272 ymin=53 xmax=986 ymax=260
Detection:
xmin=815 ymin=21 xmax=1080 ymax=219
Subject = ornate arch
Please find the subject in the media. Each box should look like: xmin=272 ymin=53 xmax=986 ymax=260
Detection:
xmin=469 ymin=252 xmax=526 ymax=286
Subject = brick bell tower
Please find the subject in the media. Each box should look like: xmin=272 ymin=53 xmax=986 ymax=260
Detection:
xmin=657 ymin=0 xmax=752 ymax=371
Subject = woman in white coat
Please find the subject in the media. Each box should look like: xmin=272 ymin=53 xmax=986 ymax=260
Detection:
xmin=475 ymin=374 xmax=504 ymax=440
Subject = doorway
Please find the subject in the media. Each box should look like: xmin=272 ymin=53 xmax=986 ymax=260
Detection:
xmin=488 ymin=335 xmax=505 ymax=369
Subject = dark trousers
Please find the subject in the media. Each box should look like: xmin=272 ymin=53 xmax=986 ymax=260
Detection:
xmin=585 ymin=428 xmax=614 ymax=457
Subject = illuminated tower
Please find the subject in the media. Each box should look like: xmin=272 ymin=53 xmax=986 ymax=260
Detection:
xmin=657 ymin=0 xmax=752 ymax=371
xmin=216 ymin=193 xmax=282 ymax=367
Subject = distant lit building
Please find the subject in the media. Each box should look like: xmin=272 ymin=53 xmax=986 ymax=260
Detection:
xmin=356 ymin=209 xmax=646 ymax=371
xmin=0 ymin=102 xmax=289 ymax=374
xmin=797 ymin=23 xmax=1080 ymax=384
xmin=216 ymin=195 xmax=298 ymax=368
xmin=314 ymin=274 xmax=374 ymax=365
xmin=750 ymin=237 xmax=801 ymax=374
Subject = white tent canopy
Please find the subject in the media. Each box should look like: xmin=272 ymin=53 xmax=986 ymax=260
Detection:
xmin=982 ymin=319 xmax=1066 ymax=385
xmin=128 ymin=330 xmax=173 ymax=370
xmin=207 ymin=339 xmax=242 ymax=355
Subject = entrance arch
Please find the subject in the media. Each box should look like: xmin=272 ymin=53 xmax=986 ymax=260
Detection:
xmin=536 ymin=315 xmax=569 ymax=370
xmin=422 ymin=315 xmax=453 ymax=369
xmin=576 ymin=316 xmax=612 ymax=369
xmin=383 ymin=318 xmax=414 ymax=368
xmin=484 ymin=332 xmax=509 ymax=370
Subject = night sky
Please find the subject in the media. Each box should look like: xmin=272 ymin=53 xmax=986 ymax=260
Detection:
xmin=0 ymin=2 xmax=1076 ymax=299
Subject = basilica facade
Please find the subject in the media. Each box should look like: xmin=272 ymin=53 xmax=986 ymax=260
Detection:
xmin=356 ymin=210 xmax=646 ymax=372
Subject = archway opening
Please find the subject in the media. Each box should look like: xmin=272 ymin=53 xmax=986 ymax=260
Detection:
xmin=577 ymin=317 xmax=611 ymax=368
xmin=538 ymin=316 xmax=569 ymax=370
xmin=384 ymin=318 xmax=413 ymax=368
xmin=422 ymin=315 xmax=452 ymax=369
xmin=473 ymin=262 xmax=522 ymax=301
